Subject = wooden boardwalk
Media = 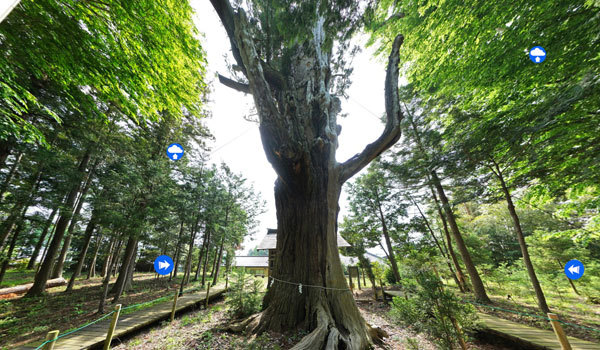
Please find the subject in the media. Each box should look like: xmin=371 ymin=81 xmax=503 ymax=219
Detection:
xmin=17 ymin=286 xmax=227 ymax=350
xmin=477 ymin=313 xmax=599 ymax=350
xmin=383 ymin=290 xmax=599 ymax=350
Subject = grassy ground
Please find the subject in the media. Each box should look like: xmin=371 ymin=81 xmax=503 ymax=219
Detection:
xmin=0 ymin=268 xmax=214 ymax=349
xmin=0 ymin=269 xmax=39 ymax=288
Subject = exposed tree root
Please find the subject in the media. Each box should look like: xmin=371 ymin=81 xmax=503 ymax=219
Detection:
xmin=226 ymin=313 xmax=262 ymax=333
xmin=225 ymin=304 xmax=388 ymax=350
xmin=367 ymin=323 xmax=389 ymax=346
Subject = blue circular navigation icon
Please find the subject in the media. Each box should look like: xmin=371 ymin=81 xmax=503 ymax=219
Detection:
xmin=529 ymin=46 xmax=546 ymax=63
xmin=166 ymin=143 xmax=184 ymax=161
xmin=564 ymin=259 xmax=584 ymax=280
xmin=154 ymin=255 xmax=174 ymax=275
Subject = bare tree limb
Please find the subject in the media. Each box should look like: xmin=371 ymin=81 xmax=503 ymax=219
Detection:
xmin=339 ymin=34 xmax=404 ymax=184
xmin=210 ymin=0 xmax=285 ymax=91
xmin=209 ymin=0 xmax=246 ymax=75
xmin=233 ymin=10 xmax=280 ymax=122
xmin=218 ymin=74 xmax=251 ymax=94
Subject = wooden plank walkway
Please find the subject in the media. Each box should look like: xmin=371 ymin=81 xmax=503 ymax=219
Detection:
xmin=383 ymin=290 xmax=599 ymax=350
xmin=477 ymin=313 xmax=599 ymax=350
xmin=17 ymin=286 xmax=227 ymax=350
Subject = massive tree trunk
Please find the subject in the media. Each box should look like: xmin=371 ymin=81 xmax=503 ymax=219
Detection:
xmin=210 ymin=2 xmax=404 ymax=347
xmin=26 ymin=151 xmax=91 ymax=297
xmin=27 ymin=206 xmax=58 ymax=270
xmin=67 ymin=211 xmax=98 ymax=291
xmin=430 ymin=171 xmax=491 ymax=303
xmin=493 ymin=162 xmax=549 ymax=313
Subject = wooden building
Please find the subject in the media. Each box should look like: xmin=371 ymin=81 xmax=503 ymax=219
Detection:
xmin=233 ymin=256 xmax=269 ymax=277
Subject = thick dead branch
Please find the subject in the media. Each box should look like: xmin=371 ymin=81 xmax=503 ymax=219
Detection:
xmin=218 ymin=74 xmax=251 ymax=94
xmin=339 ymin=34 xmax=404 ymax=184
xmin=209 ymin=0 xmax=246 ymax=74
xmin=210 ymin=0 xmax=285 ymax=91
xmin=231 ymin=11 xmax=279 ymax=119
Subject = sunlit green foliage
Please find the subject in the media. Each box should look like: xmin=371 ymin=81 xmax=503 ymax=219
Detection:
xmin=0 ymin=0 xmax=207 ymax=145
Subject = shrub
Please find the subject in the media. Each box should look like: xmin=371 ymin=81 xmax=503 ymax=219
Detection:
xmin=389 ymin=271 xmax=479 ymax=350
xmin=371 ymin=261 xmax=386 ymax=286
xmin=225 ymin=269 xmax=263 ymax=319
xmin=385 ymin=266 xmax=398 ymax=285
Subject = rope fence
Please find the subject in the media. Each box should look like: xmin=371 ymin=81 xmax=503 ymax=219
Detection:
xmin=267 ymin=275 xmax=352 ymax=293
xmin=30 ymin=280 xmax=220 ymax=350
xmin=33 ymin=311 xmax=116 ymax=350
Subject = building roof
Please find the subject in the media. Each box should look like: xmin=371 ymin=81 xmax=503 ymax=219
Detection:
xmin=365 ymin=252 xmax=386 ymax=264
xmin=257 ymin=228 xmax=351 ymax=250
xmin=234 ymin=256 xmax=269 ymax=268
xmin=340 ymin=253 xmax=387 ymax=266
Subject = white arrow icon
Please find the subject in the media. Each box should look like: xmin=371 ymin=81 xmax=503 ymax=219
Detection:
xmin=158 ymin=260 xmax=170 ymax=270
xmin=568 ymin=265 xmax=580 ymax=275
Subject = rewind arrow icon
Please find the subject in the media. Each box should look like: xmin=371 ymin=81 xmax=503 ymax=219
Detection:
xmin=568 ymin=265 xmax=580 ymax=275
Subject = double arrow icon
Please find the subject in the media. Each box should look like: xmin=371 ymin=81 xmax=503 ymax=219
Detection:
xmin=564 ymin=259 xmax=584 ymax=280
xmin=568 ymin=265 xmax=580 ymax=275
xmin=154 ymin=255 xmax=174 ymax=275
xmin=158 ymin=260 xmax=171 ymax=270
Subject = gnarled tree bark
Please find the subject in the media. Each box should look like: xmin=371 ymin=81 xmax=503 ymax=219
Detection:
xmin=210 ymin=1 xmax=404 ymax=347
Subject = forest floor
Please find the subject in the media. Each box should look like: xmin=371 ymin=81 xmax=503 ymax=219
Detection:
xmin=0 ymin=269 xmax=204 ymax=349
xmin=111 ymin=288 xmax=509 ymax=350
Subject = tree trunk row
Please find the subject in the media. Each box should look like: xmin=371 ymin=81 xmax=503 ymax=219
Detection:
xmin=26 ymin=150 xmax=91 ymax=297
xmin=430 ymin=170 xmax=491 ymax=303
xmin=66 ymin=210 xmax=98 ymax=291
